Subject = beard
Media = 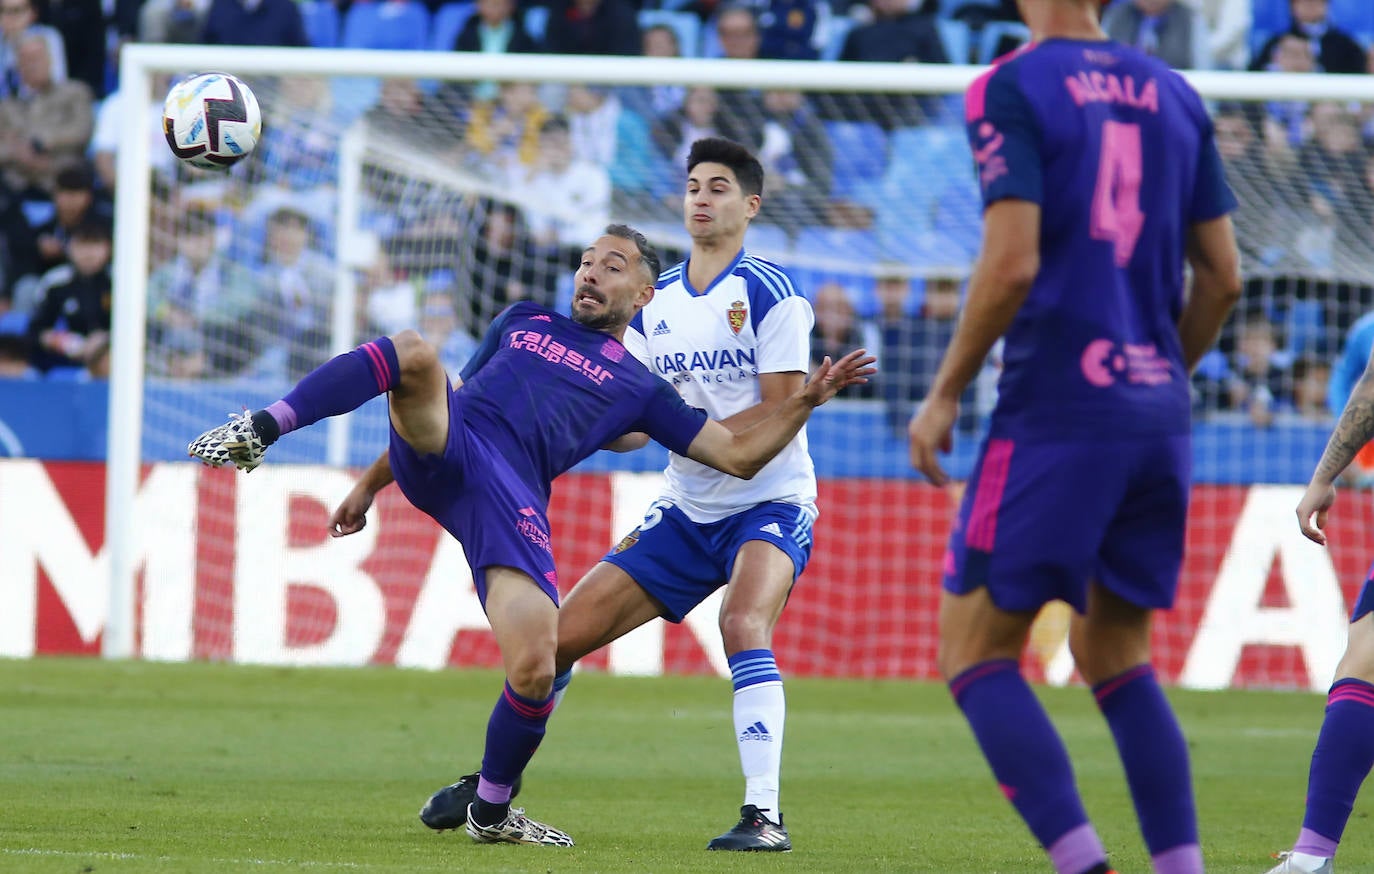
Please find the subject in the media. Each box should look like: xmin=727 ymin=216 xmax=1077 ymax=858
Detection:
xmin=570 ymin=285 xmax=629 ymax=332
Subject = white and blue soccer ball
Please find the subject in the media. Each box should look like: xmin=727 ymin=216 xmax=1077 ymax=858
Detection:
xmin=162 ymin=72 xmax=263 ymax=171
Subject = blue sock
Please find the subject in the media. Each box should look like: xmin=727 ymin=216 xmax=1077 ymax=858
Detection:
xmin=950 ymin=660 xmax=1106 ymax=874
xmin=477 ymin=681 xmax=555 ymax=807
xmin=1294 ymin=678 xmax=1374 ymax=858
xmin=261 ymin=337 xmax=401 ymax=440
xmin=1093 ymin=665 xmax=1201 ymax=873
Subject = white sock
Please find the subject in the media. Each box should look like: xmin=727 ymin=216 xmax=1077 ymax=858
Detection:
xmin=733 ymin=679 xmax=785 ymax=816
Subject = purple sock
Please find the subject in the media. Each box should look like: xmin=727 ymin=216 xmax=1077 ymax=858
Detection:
xmin=263 ymin=337 xmax=401 ymax=439
xmin=950 ymin=660 xmax=1106 ymax=874
xmin=476 ymin=681 xmax=555 ymax=805
xmin=1093 ymin=665 xmax=1200 ymax=873
xmin=1294 ymin=678 xmax=1374 ymax=857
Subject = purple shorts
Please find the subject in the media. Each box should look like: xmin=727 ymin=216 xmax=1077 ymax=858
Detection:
xmin=388 ymin=403 xmax=559 ymax=607
xmin=943 ymin=434 xmax=1190 ymax=613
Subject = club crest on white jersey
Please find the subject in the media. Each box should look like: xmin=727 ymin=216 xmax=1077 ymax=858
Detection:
xmin=624 ymin=250 xmax=818 ymax=523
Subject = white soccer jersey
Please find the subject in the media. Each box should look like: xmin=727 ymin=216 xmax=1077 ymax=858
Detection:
xmin=624 ymin=250 xmax=817 ymax=524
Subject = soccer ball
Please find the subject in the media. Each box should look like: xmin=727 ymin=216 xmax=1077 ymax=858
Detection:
xmin=162 ymin=72 xmax=262 ymax=170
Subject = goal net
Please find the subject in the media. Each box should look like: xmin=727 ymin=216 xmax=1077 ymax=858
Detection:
xmin=105 ymin=45 xmax=1374 ymax=690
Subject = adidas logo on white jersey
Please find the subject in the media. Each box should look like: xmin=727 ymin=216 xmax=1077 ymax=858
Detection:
xmin=759 ymin=522 xmax=782 ymax=537
xmin=652 ymin=319 xmax=671 ymax=336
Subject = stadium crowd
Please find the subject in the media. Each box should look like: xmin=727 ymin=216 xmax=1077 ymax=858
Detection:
xmin=0 ymin=0 xmax=1370 ymax=440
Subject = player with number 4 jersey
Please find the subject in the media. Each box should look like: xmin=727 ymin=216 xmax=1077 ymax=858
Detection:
xmin=907 ymin=1 xmax=1242 ymax=873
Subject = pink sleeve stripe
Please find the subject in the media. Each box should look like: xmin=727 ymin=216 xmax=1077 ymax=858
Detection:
xmin=359 ymin=341 xmax=392 ymax=392
xmin=965 ymin=438 xmax=1014 ymax=552
xmin=965 ymin=66 xmax=997 ymax=122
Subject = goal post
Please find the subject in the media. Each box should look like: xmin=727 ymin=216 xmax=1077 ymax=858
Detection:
xmin=105 ymin=43 xmax=1374 ymax=691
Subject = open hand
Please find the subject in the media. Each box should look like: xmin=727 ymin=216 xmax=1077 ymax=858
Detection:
xmin=802 ymin=348 xmax=877 ymax=407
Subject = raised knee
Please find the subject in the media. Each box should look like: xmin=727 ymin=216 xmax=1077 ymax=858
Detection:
xmin=391 ymin=329 xmax=439 ymax=374
xmin=507 ymin=661 xmax=555 ymax=701
xmin=719 ymin=611 xmax=771 ymax=652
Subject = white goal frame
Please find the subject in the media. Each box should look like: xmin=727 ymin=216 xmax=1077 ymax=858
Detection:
xmin=106 ymin=43 xmax=1374 ymax=658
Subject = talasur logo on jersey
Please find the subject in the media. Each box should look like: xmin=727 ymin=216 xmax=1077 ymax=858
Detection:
xmin=727 ymin=300 xmax=748 ymax=335
xmin=1080 ymin=338 xmax=1173 ymax=388
xmin=972 ymin=122 xmax=1008 ymax=191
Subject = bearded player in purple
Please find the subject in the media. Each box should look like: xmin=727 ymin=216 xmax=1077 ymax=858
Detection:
xmin=188 ymin=224 xmax=874 ymax=848
xmin=907 ymin=1 xmax=1243 ymax=872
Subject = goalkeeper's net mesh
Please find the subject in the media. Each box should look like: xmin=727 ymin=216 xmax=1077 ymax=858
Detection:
xmin=113 ymin=48 xmax=1374 ymax=689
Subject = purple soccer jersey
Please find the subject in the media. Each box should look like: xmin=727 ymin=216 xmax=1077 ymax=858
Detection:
xmin=966 ymin=39 xmax=1237 ymax=439
xmin=388 ymin=302 xmax=707 ymax=603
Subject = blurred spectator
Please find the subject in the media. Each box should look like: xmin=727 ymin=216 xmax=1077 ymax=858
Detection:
xmin=1179 ymin=0 xmax=1250 ymax=68
xmin=620 ymin=24 xmax=687 ymax=121
xmin=0 ymin=33 xmax=92 ymax=196
xmin=755 ymin=0 xmax=817 ymax=60
xmin=45 ymin=0 xmax=103 ymax=97
xmin=652 ymin=87 xmax=755 ymax=176
xmin=1226 ymin=309 xmax=1292 ymax=428
xmin=464 ymin=81 xmax=550 ymax=173
xmin=454 ymin=201 xmax=558 ymax=330
xmin=755 ymin=89 xmax=831 ymax=233
xmin=543 ymin=0 xmax=640 ymax=56
xmin=145 ymin=208 xmax=258 ymax=377
xmin=25 ymin=218 xmax=110 ymax=374
xmin=0 ymin=176 xmax=36 ymax=310
xmin=359 ymin=244 xmax=416 ymax=338
xmin=201 ymin=0 xmax=308 ymax=47
xmin=507 ymin=115 xmax=612 ymax=250
xmin=1251 ymin=0 xmax=1365 ymax=74
xmin=840 ymin=0 xmax=946 ymax=64
xmin=708 ymin=7 xmax=766 ymax=119
xmin=1328 ymin=309 xmax=1374 ymax=417
xmin=455 ymin=0 xmax=536 ymax=53
xmin=1102 ymin=0 xmax=1210 ymax=70
xmin=89 ymin=71 xmax=178 ymax=192
xmin=810 ymin=281 xmax=877 ymax=399
xmin=1290 ymin=354 xmax=1332 ymax=422
xmin=252 ymin=206 xmax=333 ymax=380
xmin=419 ymin=288 xmax=480 ymax=376
xmin=249 ymin=76 xmax=341 ymax=207
xmin=1299 ymin=101 xmax=1369 ymax=269
xmin=565 ymin=84 xmax=622 ymax=169
xmin=31 ymin=162 xmax=112 ymax=276
xmin=871 ymin=267 xmax=971 ymax=431
xmin=447 ymin=0 xmax=536 ymax=104
xmin=0 ymin=331 xmax=34 ymax=377
xmin=0 ymin=0 xmax=65 ymax=99
xmin=140 ymin=0 xmax=210 ymax=44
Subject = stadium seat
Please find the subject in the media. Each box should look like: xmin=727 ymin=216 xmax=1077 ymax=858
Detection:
xmin=1250 ymin=0 xmax=1290 ymax=36
xmin=939 ymin=0 xmax=1001 ymax=18
xmin=0 ymin=309 xmax=29 ymax=335
xmin=794 ymin=226 xmax=882 ymax=264
xmin=300 ymin=0 xmax=341 ymax=48
xmin=978 ymin=21 xmax=1031 ymax=63
xmin=429 ymin=1 xmax=477 ymax=51
xmin=523 ymin=6 xmax=549 ymax=44
xmin=823 ymin=120 xmax=888 ymax=200
xmin=1330 ymin=0 xmax=1374 ymax=40
xmin=638 ymin=10 xmax=701 ymax=57
xmin=1285 ymin=300 xmax=1326 ymax=356
xmin=935 ymin=18 xmax=972 ymax=65
xmin=872 ymin=125 xmax=970 ymax=241
xmin=820 ymin=16 xmax=853 ymax=61
xmin=341 ymin=1 xmax=430 ymax=51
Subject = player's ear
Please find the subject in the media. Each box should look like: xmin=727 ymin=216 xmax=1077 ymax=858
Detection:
xmin=637 ymin=283 xmax=656 ymax=308
xmin=745 ymin=193 xmax=761 ymax=219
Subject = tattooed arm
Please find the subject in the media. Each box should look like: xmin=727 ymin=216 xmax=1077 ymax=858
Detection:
xmin=1296 ymin=354 xmax=1374 ymax=544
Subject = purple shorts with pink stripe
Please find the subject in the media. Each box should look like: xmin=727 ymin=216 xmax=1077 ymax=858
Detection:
xmin=388 ymin=394 xmax=560 ymax=607
xmin=943 ymin=434 xmax=1190 ymax=613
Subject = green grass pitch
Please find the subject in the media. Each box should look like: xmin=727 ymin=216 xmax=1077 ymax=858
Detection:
xmin=1 ymin=657 xmax=1369 ymax=873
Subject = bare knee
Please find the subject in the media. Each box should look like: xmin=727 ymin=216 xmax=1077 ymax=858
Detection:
xmin=1069 ymin=623 xmax=1150 ymax=686
xmin=506 ymin=655 xmax=555 ymax=700
xmin=719 ymin=608 xmax=772 ymax=654
xmin=391 ymin=329 xmax=439 ymax=377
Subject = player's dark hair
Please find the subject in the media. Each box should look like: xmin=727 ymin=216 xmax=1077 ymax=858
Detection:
xmin=687 ymin=137 xmax=764 ymax=198
xmin=604 ymin=223 xmax=661 ymax=282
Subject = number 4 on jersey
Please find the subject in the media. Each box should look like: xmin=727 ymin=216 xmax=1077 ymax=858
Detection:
xmin=1090 ymin=120 xmax=1145 ymax=267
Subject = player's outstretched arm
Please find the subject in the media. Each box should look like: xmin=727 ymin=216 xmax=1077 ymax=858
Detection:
xmin=1179 ymin=215 xmax=1243 ymax=372
xmin=909 ymin=200 xmax=1039 ymax=486
xmin=603 ymin=432 xmax=651 ymax=452
xmin=685 ymin=349 xmax=875 ymax=479
xmin=329 ymin=451 xmax=395 ymax=537
xmin=1297 ymin=350 xmax=1374 ymax=545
